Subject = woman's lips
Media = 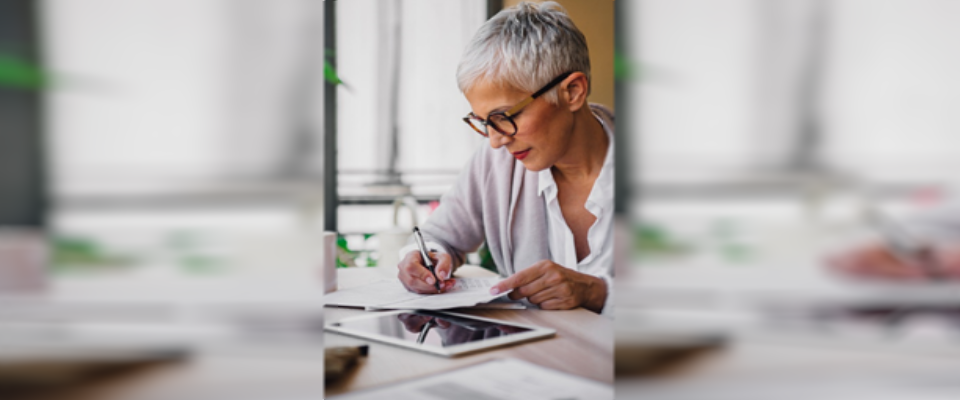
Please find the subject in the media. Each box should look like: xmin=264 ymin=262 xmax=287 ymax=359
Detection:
xmin=512 ymin=148 xmax=531 ymax=160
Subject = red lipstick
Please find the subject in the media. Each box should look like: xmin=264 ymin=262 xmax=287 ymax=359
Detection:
xmin=512 ymin=149 xmax=531 ymax=160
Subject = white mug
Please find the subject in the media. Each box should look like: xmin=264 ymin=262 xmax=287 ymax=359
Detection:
xmin=378 ymin=229 xmax=412 ymax=270
xmin=377 ymin=197 xmax=419 ymax=269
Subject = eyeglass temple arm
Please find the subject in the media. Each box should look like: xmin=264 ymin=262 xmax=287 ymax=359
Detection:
xmin=503 ymin=71 xmax=575 ymax=117
xmin=504 ymin=98 xmax=534 ymax=117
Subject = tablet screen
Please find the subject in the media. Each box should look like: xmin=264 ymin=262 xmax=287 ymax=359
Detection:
xmin=330 ymin=310 xmax=534 ymax=348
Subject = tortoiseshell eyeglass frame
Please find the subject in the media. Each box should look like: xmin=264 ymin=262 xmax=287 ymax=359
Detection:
xmin=463 ymin=71 xmax=575 ymax=137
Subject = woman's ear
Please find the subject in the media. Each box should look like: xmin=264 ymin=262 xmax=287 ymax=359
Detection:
xmin=561 ymin=72 xmax=589 ymax=112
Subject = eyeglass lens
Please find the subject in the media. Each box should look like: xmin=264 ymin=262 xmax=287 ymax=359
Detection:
xmin=468 ymin=113 xmax=516 ymax=137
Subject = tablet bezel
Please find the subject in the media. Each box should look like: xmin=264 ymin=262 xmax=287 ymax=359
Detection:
xmin=324 ymin=310 xmax=556 ymax=357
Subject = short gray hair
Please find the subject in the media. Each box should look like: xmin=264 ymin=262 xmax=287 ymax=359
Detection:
xmin=457 ymin=1 xmax=591 ymax=105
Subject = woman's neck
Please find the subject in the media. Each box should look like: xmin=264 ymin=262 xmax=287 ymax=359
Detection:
xmin=551 ymin=106 xmax=608 ymax=184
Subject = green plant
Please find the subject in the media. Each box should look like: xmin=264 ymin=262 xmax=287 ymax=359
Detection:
xmin=0 ymin=53 xmax=48 ymax=90
xmin=51 ymin=235 xmax=136 ymax=272
xmin=614 ymin=51 xmax=641 ymax=81
xmin=635 ymin=223 xmax=691 ymax=259
xmin=324 ymin=49 xmax=343 ymax=86
xmin=0 ymin=49 xmax=341 ymax=90
xmin=336 ymin=235 xmax=357 ymax=268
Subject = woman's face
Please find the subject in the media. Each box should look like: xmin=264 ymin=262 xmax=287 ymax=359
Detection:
xmin=464 ymin=80 xmax=574 ymax=172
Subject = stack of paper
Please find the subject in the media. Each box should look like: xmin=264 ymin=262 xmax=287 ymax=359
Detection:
xmin=323 ymin=277 xmax=521 ymax=310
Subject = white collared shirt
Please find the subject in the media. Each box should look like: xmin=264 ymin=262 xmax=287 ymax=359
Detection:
xmin=538 ymin=113 xmax=615 ymax=317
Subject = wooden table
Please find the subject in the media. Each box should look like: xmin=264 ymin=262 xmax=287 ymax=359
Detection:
xmin=0 ymin=266 xmax=611 ymax=399
xmin=324 ymin=266 xmax=614 ymax=397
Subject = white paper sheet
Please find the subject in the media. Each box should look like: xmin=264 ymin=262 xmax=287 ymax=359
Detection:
xmin=328 ymin=358 xmax=613 ymax=400
xmin=324 ymin=277 xmax=515 ymax=310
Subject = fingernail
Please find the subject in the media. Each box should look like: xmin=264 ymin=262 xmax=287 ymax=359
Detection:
xmin=426 ymin=277 xmax=435 ymax=285
xmin=489 ymin=287 xmax=500 ymax=295
xmin=442 ymin=271 xmax=449 ymax=280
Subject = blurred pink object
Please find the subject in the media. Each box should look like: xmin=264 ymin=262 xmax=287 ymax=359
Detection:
xmin=0 ymin=229 xmax=47 ymax=293
xmin=910 ymin=186 xmax=944 ymax=209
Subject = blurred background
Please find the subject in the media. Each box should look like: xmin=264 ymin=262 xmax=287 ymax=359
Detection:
xmin=2 ymin=0 xmax=612 ymax=280
xmin=625 ymin=0 xmax=960 ymax=268
xmin=6 ymin=0 xmax=960 ymax=398
xmin=0 ymin=0 xmax=613 ymax=398
xmin=616 ymin=0 xmax=960 ymax=398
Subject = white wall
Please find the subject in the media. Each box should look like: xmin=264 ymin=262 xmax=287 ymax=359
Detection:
xmin=822 ymin=0 xmax=960 ymax=183
xmin=637 ymin=0 xmax=960 ymax=186
xmin=42 ymin=0 xmax=320 ymax=196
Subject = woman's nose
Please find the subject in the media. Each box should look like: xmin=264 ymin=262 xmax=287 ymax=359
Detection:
xmin=487 ymin=129 xmax=512 ymax=149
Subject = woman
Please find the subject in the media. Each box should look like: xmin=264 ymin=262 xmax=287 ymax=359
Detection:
xmin=397 ymin=1 xmax=614 ymax=315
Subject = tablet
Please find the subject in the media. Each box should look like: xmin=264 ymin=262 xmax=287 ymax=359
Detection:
xmin=325 ymin=310 xmax=555 ymax=357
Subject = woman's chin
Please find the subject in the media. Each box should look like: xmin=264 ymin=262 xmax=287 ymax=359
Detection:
xmin=519 ymin=158 xmax=550 ymax=172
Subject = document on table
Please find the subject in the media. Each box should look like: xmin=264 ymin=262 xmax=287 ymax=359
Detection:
xmin=327 ymin=358 xmax=613 ymax=400
xmin=323 ymin=277 xmax=519 ymax=310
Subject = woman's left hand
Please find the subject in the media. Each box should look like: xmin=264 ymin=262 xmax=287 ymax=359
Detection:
xmin=489 ymin=260 xmax=607 ymax=313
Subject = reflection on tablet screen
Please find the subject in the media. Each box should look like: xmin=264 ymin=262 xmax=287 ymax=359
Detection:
xmin=333 ymin=311 xmax=533 ymax=348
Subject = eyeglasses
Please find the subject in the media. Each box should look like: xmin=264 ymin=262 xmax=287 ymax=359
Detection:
xmin=463 ymin=71 xmax=575 ymax=137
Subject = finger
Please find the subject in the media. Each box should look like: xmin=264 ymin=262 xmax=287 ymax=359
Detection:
xmin=400 ymin=254 xmax=438 ymax=285
xmin=433 ymin=253 xmax=453 ymax=280
xmin=399 ymin=250 xmax=422 ymax=269
xmin=442 ymin=279 xmax=457 ymax=291
xmin=507 ymin=274 xmax=553 ymax=301
xmin=510 ymin=263 xmax=572 ymax=300
xmin=527 ymin=284 xmax=574 ymax=305
xmin=398 ymin=273 xmax=436 ymax=294
xmin=399 ymin=251 xmax=437 ymax=286
xmin=435 ymin=319 xmax=452 ymax=329
xmin=538 ymin=298 xmax=577 ymax=310
xmin=398 ymin=263 xmax=440 ymax=294
xmin=491 ymin=261 xmax=550 ymax=295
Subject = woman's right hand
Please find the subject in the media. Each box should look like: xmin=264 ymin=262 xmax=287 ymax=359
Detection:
xmin=397 ymin=250 xmax=455 ymax=293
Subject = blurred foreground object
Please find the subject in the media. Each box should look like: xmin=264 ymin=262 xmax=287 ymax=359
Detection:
xmin=615 ymin=328 xmax=726 ymax=376
xmin=324 ymin=345 xmax=368 ymax=383
xmin=0 ymin=343 xmax=187 ymax=389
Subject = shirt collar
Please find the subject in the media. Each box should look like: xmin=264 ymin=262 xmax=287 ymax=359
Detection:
xmin=594 ymin=116 xmax=615 ymax=203
xmin=538 ymin=163 xmax=557 ymax=197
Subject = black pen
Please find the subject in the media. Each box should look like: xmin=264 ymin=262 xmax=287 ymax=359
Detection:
xmin=413 ymin=227 xmax=442 ymax=293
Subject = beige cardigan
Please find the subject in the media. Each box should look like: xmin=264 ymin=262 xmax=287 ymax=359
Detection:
xmin=417 ymin=104 xmax=615 ymax=277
